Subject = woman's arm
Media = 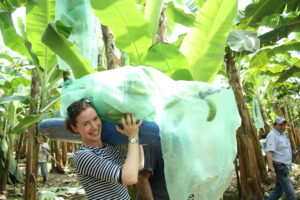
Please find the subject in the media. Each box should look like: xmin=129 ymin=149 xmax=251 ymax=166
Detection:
xmin=139 ymin=145 xmax=144 ymax=170
xmin=115 ymin=113 xmax=143 ymax=185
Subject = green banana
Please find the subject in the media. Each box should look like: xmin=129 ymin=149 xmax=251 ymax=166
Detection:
xmin=205 ymin=99 xmax=217 ymax=122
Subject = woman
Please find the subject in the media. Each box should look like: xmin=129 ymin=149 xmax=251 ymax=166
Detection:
xmin=66 ymin=98 xmax=144 ymax=199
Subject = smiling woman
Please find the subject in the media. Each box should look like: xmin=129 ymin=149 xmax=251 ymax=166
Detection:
xmin=65 ymin=98 xmax=144 ymax=200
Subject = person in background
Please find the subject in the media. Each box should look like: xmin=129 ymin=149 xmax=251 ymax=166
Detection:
xmin=265 ymin=116 xmax=296 ymax=200
xmin=136 ymin=143 xmax=170 ymax=200
xmin=39 ymin=136 xmax=50 ymax=184
xmin=66 ymin=98 xmax=144 ymax=200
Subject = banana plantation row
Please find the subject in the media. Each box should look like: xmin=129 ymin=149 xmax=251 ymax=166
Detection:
xmin=0 ymin=0 xmax=299 ymax=199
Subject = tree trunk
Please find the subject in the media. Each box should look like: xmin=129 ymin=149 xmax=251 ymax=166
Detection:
xmin=156 ymin=6 xmax=168 ymax=43
xmin=21 ymin=131 xmax=28 ymax=160
xmin=101 ymin=25 xmax=121 ymax=69
xmin=287 ymin=101 xmax=300 ymax=148
xmin=72 ymin=143 xmax=77 ymax=153
xmin=50 ymin=141 xmax=55 ymax=172
xmin=273 ymin=102 xmax=284 ymax=116
xmin=62 ymin=142 xmax=68 ymax=167
xmin=15 ymin=132 xmax=25 ymax=160
xmin=53 ymin=141 xmax=64 ymax=174
xmin=0 ymin=137 xmax=9 ymax=199
xmin=274 ymin=102 xmax=298 ymax=151
xmin=258 ymin=99 xmax=271 ymax=137
xmin=225 ymin=52 xmax=265 ymax=200
xmin=286 ymin=105 xmax=298 ymax=151
xmin=24 ymin=68 xmax=40 ymax=200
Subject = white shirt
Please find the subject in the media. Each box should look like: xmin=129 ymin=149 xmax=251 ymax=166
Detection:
xmin=39 ymin=142 xmax=50 ymax=162
xmin=265 ymin=128 xmax=292 ymax=166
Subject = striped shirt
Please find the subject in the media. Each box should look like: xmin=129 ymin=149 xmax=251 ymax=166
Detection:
xmin=73 ymin=144 xmax=130 ymax=200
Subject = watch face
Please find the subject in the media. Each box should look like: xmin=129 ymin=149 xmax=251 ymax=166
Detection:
xmin=129 ymin=138 xmax=138 ymax=143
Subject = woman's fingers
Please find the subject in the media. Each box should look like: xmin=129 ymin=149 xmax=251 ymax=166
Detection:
xmin=121 ymin=115 xmax=126 ymax=126
xmin=120 ymin=113 xmax=141 ymax=129
xmin=126 ymin=113 xmax=132 ymax=125
xmin=115 ymin=125 xmax=124 ymax=134
xmin=131 ymin=114 xmax=136 ymax=125
xmin=137 ymin=120 xmax=143 ymax=127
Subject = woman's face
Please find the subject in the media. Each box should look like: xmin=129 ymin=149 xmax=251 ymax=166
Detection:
xmin=71 ymin=107 xmax=102 ymax=146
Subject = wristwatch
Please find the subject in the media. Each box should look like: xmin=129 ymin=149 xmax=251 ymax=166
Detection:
xmin=268 ymin=167 xmax=275 ymax=172
xmin=128 ymin=137 xmax=139 ymax=144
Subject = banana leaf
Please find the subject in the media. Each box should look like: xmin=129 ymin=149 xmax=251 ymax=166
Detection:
xmin=41 ymin=21 xmax=96 ymax=78
xmin=166 ymin=2 xmax=196 ymax=28
xmin=0 ymin=12 xmax=30 ymax=58
xmin=90 ymin=0 xmax=152 ymax=65
xmin=0 ymin=139 xmax=24 ymax=183
xmin=0 ymin=95 xmax=28 ymax=104
xmin=26 ymin=0 xmax=56 ymax=68
xmin=173 ymin=0 xmax=200 ymax=14
xmin=250 ymin=41 xmax=300 ymax=67
xmin=227 ymin=30 xmax=260 ymax=52
xmin=144 ymin=0 xmax=164 ymax=43
xmin=276 ymin=61 xmax=300 ymax=83
xmin=143 ymin=42 xmax=192 ymax=80
xmin=259 ymin=15 xmax=300 ymax=46
xmin=239 ymin=0 xmax=289 ymax=28
xmin=12 ymin=113 xmax=49 ymax=135
xmin=180 ymin=0 xmax=238 ymax=82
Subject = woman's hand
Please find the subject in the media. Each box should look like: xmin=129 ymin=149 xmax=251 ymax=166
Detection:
xmin=115 ymin=113 xmax=142 ymax=139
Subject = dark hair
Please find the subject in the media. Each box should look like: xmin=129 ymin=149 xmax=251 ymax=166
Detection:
xmin=65 ymin=98 xmax=93 ymax=132
xmin=273 ymin=121 xmax=287 ymax=126
xmin=40 ymin=135 xmax=48 ymax=141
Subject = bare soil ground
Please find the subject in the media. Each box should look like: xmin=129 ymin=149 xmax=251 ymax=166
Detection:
xmin=6 ymin=163 xmax=300 ymax=200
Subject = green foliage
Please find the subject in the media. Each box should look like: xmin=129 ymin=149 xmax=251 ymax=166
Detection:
xmin=26 ymin=0 xmax=56 ymax=68
xmin=0 ymin=12 xmax=31 ymax=58
xmin=286 ymin=0 xmax=300 ymax=12
xmin=165 ymin=2 xmax=196 ymax=28
xmin=0 ymin=0 xmax=25 ymax=12
xmin=180 ymin=0 xmax=238 ymax=82
xmin=12 ymin=113 xmax=49 ymax=135
xmin=0 ymin=138 xmax=24 ymax=183
xmin=227 ymin=30 xmax=260 ymax=52
xmin=40 ymin=95 xmax=60 ymax=113
xmin=259 ymin=15 xmax=300 ymax=46
xmin=39 ymin=186 xmax=85 ymax=200
xmin=274 ymin=80 xmax=300 ymax=99
xmin=0 ymin=95 xmax=28 ymax=104
xmin=41 ymin=21 xmax=96 ymax=79
xmin=90 ymin=0 xmax=152 ymax=65
xmin=250 ymin=41 xmax=300 ymax=68
xmin=276 ymin=63 xmax=300 ymax=83
xmin=144 ymin=0 xmax=164 ymax=43
xmin=240 ymin=0 xmax=294 ymax=29
xmin=40 ymin=191 xmax=57 ymax=200
xmin=0 ymin=53 xmax=14 ymax=63
xmin=143 ymin=42 xmax=192 ymax=80
xmin=173 ymin=0 xmax=200 ymax=13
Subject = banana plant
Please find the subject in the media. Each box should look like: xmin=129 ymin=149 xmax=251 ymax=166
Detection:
xmin=41 ymin=0 xmax=237 ymax=83
xmin=0 ymin=61 xmax=51 ymax=193
xmin=0 ymin=1 xmax=65 ymax=198
xmin=0 ymin=0 xmax=62 ymax=111
xmin=239 ymin=0 xmax=300 ymax=29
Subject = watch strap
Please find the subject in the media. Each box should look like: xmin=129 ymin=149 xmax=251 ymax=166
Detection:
xmin=268 ymin=167 xmax=275 ymax=172
xmin=128 ymin=137 xmax=139 ymax=144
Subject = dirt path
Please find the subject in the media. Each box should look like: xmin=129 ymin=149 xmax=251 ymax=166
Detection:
xmin=6 ymin=163 xmax=300 ymax=199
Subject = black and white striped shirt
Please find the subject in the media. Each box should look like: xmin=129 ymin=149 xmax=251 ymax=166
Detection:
xmin=73 ymin=144 xmax=130 ymax=200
